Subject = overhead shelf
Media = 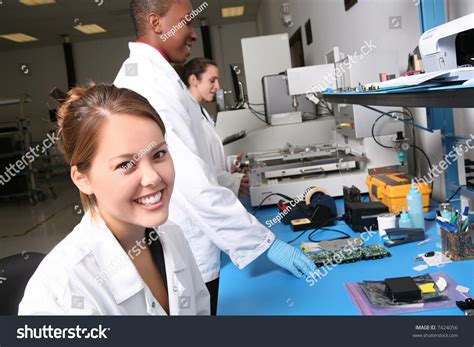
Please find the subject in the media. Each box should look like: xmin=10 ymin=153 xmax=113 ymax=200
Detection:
xmin=322 ymin=86 xmax=474 ymax=108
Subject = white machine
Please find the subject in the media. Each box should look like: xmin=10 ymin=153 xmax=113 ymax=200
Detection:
xmin=216 ymin=37 xmax=404 ymax=207
xmin=377 ymin=14 xmax=474 ymax=90
xmin=419 ymin=13 xmax=474 ymax=73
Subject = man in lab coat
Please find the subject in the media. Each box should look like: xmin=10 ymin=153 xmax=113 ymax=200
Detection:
xmin=115 ymin=0 xmax=316 ymax=315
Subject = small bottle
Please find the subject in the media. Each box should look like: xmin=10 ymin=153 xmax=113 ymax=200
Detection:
xmin=399 ymin=207 xmax=412 ymax=228
xmin=407 ymin=179 xmax=425 ymax=230
xmin=437 ymin=203 xmax=453 ymax=236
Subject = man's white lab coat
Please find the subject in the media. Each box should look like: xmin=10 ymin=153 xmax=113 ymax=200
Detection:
xmin=18 ymin=211 xmax=210 ymax=315
xmin=114 ymin=43 xmax=275 ymax=282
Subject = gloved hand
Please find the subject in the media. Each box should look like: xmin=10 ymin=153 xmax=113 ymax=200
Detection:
xmin=267 ymin=239 xmax=316 ymax=279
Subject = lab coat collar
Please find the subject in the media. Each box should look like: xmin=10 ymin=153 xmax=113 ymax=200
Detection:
xmin=128 ymin=42 xmax=178 ymax=80
xmin=82 ymin=212 xmax=188 ymax=305
xmin=135 ymin=40 xmax=170 ymax=62
xmin=151 ymin=225 xmax=187 ymax=273
xmin=85 ymin=212 xmax=145 ymax=305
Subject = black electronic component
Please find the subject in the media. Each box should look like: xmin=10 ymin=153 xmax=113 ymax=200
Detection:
xmin=343 ymin=185 xmax=389 ymax=232
xmin=344 ymin=201 xmax=389 ymax=232
xmin=384 ymin=276 xmax=422 ymax=303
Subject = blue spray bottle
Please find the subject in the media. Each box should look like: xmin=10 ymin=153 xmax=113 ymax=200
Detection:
xmin=407 ymin=179 xmax=425 ymax=230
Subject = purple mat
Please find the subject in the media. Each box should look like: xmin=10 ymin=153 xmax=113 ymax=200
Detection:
xmin=345 ymin=272 xmax=470 ymax=315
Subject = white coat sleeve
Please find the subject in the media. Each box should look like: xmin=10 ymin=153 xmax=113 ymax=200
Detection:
xmin=18 ymin=277 xmax=67 ymax=315
xmin=18 ymin=271 xmax=101 ymax=315
xmin=167 ymin=130 xmax=275 ymax=269
xmin=216 ymin=170 xmax=244 ymax=197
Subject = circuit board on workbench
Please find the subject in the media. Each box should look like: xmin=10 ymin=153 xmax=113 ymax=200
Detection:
xmin=304 ymin=244 xmax=391 ymax=267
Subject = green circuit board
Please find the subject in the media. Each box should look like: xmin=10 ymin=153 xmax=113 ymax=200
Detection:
xmin=305 ymin=244 xmax=391 ymax=267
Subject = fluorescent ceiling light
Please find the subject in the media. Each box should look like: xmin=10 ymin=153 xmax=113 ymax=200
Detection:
xmin=19 ymin=0 xmax=56 ymax=5
xmin=74 ymin=24 xmax=107 ymax=35
xmin=0 ymin=33 xmax=38 ymax=43
xmin=222 ymin=6 xmax=245 ymax=18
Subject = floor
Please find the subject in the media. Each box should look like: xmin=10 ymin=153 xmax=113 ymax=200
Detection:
xmin=0 ymin=180 xmax=83 ymax=259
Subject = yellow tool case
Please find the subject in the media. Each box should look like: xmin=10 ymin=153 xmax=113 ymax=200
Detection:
xmin=366 ymin=172 xmax=431 ymax=213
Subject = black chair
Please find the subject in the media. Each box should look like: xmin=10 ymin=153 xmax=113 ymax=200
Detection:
xmin=0 ymin=252 xmax=45 ymax=315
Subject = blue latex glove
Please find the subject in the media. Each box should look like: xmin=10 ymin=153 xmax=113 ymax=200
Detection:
xmin=267 ymin=239 xmax=316 ymax=279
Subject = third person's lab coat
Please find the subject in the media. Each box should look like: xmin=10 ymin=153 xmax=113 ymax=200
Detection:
xmin=199 ymin=106 xmax=244 ymax=196
xmin=114 ymin=42 xmax=275 ymax=283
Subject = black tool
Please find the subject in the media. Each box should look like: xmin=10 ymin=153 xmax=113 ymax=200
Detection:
xmin=383 ymin=228 xmax=425 ymax=247
xmin=385 ymin=276 xmax=422 ymax=302
xmin=222 ymin=130 xmax=246 ymax=146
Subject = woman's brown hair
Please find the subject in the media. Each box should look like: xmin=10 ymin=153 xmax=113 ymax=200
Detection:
xmin=55 ymin=83 xmax=166 ymax=215
xmin=177 ymin=58 xmax=217 ymax=87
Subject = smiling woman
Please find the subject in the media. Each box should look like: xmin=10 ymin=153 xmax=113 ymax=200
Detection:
xmin=18 ymin=83 xmax=210 ymax=316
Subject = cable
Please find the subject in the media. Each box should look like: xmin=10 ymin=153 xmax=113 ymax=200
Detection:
xmin=371 ymin=114 xmax=393 ymax=149
xmin=445 ymin=185 xmax=466 ymax=203
xmin=308 ymin=227 xmax=351 ymax=242
xmin=287 ymin=229 xmax=311 ymax=244
xmin=411 ymin=144 xmax=433 ymax=190
xmin=252 ymin=192 xmax=294 ymax=216
xmin=287 ymin=216 xmax=342 ymax=244
xmin=245 ymin=102 xmax=267 ymax=124
xmin=371 ymin=110 xmax=420 ymax=179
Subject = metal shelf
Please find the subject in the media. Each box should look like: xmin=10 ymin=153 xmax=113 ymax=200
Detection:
xmin=322 ymin=87 xmax=474 ymax=108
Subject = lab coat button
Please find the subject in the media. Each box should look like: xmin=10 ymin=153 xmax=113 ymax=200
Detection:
xmin=151 ymin=301 xmax=156 ymax=308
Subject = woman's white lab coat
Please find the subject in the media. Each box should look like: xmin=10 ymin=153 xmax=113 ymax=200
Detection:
xmin=114 ymin=43 xmax=275 ymax=283
xmin=18 ymin=211 xmax=210 ymax=315
xmin=200 ymin=106 xmax=244 ymax=196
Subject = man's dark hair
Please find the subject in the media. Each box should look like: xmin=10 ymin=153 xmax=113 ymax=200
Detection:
xmin=130 ymin=0 xmax=180 ymax=37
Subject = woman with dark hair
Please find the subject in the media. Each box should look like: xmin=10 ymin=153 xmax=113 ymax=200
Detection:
xmin=18 ymin=83 xmax=210 ymax=315
xmin=179 ymin=58 xmax=249 ymax=198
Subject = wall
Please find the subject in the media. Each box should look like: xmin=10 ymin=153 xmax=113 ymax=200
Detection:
xmin=259 ymin=0 xmax=421 ymax=73
xmin=211 ymin=21 xmax=258 ymax=109
xmin=0 ymin=33 xmax=204 ymax=142
xmin=256 ymin=0 xmax=286 ymax=35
